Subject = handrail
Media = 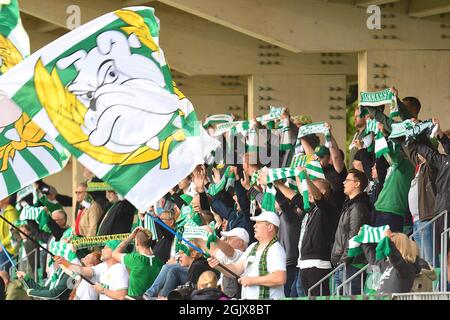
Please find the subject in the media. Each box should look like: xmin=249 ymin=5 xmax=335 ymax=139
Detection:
xmin=440 ymin=227 xmax=450 ymax=292
xmin=410 ymin=210 xmax=447 ymax=268
xmin=336 ymin=264 xmax=369 ymax=296
xmin=410 ymin=210 xmax=448 ymax=240
xmin=9 ymin=248 xmax=39 ymax=281
xmin=308 ymin=263 xmax=346 ymax=297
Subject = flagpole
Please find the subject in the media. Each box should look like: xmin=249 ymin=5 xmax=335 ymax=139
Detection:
xmin=146 ymin=212 xmax=241 ymax=279
xmin=0 ymin=214 xmax=55 ymax=258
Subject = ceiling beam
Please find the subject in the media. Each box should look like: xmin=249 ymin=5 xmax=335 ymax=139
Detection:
xmin=157 ymin=0 xmax=450 ymax=51
xmin=355 ymin=0 xmax=400 ymax=7
xmin=19 ymin=0 xmax=357 ymax=75
xmin=408 ymin=0 xmax=450 ymax=18
xmin=122 ymin=0 xmax=156 ymax=6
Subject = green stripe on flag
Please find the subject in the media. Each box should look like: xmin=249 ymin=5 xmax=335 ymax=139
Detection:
xmin=18 ymin=149 xmax=50 ymax=177
xmin=0 ymin=0 xmax=19 ymax=37
xmin=101 ymin=139 xmax=184 ymax=196
xmin=2 ymin=161 xmax=21 ymax=195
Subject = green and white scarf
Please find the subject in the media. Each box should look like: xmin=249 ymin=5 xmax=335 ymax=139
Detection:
xmin=261 ymin=183 xmax=277 ymax=212
xmin=256 ymin=106 xmax=285 ymax=126
xmin=207 ymin=166 xmax=235 ymax=196
xmin=71 ymin=233 xmax=131 ymax=249
xmin=49 ymin=240 xmax=77 ymax=261
xmin=203 ymin=114 xmax=234 ymax=128
xmin=359 ymin=88 xmax=398 ymax=118
xmin=277 ymin=118 xmax=294 ymax=151
xmin=214 ymin=120 xmax=251 ymax=137
xmin=247 ymin=237 xmax=278 ymax=299
xmin=364 ymin=119 xmax=389 ymax=158
xmin=296 ymin=121 xmax=332 ymax=148
xmin=348 ymin=224 xmax=391 ymax=261
xmin=138 ymin=212 xmax=158 ymax=241
xmin=390 ymin=119 xmax=439 ymax=141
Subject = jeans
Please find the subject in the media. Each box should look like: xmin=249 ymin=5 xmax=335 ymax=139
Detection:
xmin=374 ymin=212 xmax=404 ymax=232
xmin=284 ymin=265 xmax=298 ymax=297
xmin=0 ymin=249 xmax=12 ymax=273
xmin=334 ymin=265 xmax=364 ymax=295
xmin=413 ymin=220 xmax=434 ymax=265
xmin=145 ymin=263 xmax=188 ymax=297
xmin=295 ymin=269 xmax=305 ymax=297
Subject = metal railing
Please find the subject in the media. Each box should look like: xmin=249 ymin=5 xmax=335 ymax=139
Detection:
xmin=409 ymin=210 xmax=448 ymax=269
xmin=308 ymin=263 xmax=346 ymax=297
xmin=336 ymin=264 xmax=369 ymax=296
xmin=0 ymin=248 xmax=39 ymax=282
xmin=440 ymin=227 xmax=450 ymax=292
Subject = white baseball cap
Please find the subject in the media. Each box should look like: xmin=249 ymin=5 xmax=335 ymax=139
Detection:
xmin=221 ymin=228 xmax=250 ymax=244
xmin=250 ymin=211 xmax=280 ymax=227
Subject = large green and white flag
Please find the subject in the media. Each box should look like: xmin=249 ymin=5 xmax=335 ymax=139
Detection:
xmin=0 ymin=7 xmax=217 ymax=211
xmin=0 ymin=0 xmax=70 ymax=201
xmin=0 ymin=0 xmax=30 ymax=76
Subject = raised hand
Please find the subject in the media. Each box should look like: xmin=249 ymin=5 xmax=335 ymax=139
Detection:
xmin=212 ymin=167 xmax=221 ymax=184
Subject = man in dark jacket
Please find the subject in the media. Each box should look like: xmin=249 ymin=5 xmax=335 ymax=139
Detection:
xmin=97 ymin=190 xmax=136 ymax=236
xmin=296 ymin=169 xmax=339 ymax=296
xmin=402 ymin=142 xmax=437 ymax=264
xmin=332 ymin=169 xmax=371 ymax=295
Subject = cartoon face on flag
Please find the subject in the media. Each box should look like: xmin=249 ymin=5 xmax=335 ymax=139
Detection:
xmin=33 ymin=10 xmax=186 ymax=167
xmin=0 ymin=7 xmax=218 ymax=210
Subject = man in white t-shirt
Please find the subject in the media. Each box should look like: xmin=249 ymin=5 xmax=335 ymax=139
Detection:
xmin=209 ymin=228 xmax=249 ymax=299
xmin=72 ymin=251 xmax=102 ymax=300
xmin=55 ymin=240 xmax=129 ymax=300
xmin=208 ymin=211 xmax=286 ymax=300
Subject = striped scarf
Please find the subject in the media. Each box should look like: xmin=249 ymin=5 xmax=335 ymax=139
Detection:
xmin=70 ymin=233 xmax=130 ymax=250
xmin=348 ymin=224 xmax=391 ymax=261
xmin=214 ymin=120 xmax=251 ymax=137
xmin=203 ymin=114 xmax=234 ymax=128
xmin=248 ymin=237 xmax=278 ymax=299
xmin=256 ymin=106 xmax=285 ymax=126
xmin=48 ymin=240 xmax=77 ymax=261
xmin=359 ymin=88 xmax=398 ymax=118
xmin=364 ymin=119 xmax=389 ymax=158
xmin=138 ymin=213 xmax=158 ymax=241
xmin=296 ymin=121 xmax=332 ymax=148
xmin=261 ymin=184 xmax=276 ymax=212
xmin=207 ymin=166 xmax=235 ymax=196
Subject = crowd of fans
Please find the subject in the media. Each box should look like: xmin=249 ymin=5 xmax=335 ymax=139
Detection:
xmin=0 ymin=87 xmax=450 ymax=300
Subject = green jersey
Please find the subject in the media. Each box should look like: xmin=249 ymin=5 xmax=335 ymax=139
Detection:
xmin=122 ymin=252 xmax=164 ymax=297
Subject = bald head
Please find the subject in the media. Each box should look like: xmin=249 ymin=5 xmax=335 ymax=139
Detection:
xmin=52 ymin=210 xmax=67 ymax=228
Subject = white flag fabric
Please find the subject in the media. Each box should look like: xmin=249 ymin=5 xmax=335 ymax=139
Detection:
xmin=0 ymin=7 xmax=218 ymax=211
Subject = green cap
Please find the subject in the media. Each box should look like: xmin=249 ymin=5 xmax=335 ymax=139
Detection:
xmin=180 ymin=194 xmax=193 ymax=205
xmin=105 ymin=240 xmax=122 ymax=251
xmin=314 ymin=145 xmax=330 ymax=158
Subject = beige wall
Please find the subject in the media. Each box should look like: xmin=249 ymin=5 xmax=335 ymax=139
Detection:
xmin=359 ymin=50 xmax=450 ymax=128
xmin=249 ymin=74 xmax=347 ymax=149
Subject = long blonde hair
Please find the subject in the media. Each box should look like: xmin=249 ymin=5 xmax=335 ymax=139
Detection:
xmin=391 ymin=233 xmax=419 ymax=263
xmin=197 ymin=271 xmax=218 ymax=290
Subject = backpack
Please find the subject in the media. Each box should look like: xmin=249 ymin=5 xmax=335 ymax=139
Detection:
xmin=411 ymin=260 xmax=436 ymax=293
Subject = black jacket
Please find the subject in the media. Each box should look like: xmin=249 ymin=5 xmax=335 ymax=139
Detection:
xmin=152 ymin=217 xmax=175 ymax=263
xmin=413 ymin=141 xmax=450 ymax=215
xmin=331 ymin=193 xmax=372 ymax=266
xmin=96 ymin=200 xmax=136 ymax=236
xmin=402 ymin=142 xmax=437 ymax=221
xmin=275 ymin=190 xmax=301 ymax=267
xmin=300 ymin=197 xmax=340 ymax=262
